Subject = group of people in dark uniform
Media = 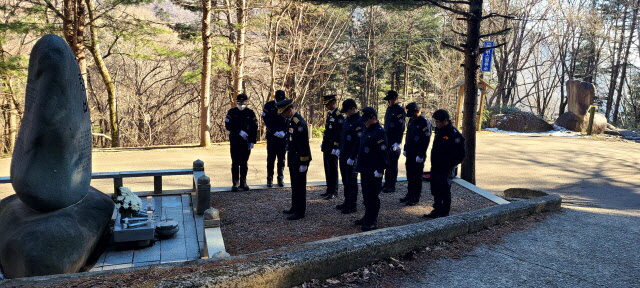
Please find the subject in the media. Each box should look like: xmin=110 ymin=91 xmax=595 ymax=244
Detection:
xmin=225 ymin=90 xmax=466 ymax=231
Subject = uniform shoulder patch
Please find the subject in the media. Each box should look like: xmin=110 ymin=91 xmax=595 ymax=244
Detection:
xmin=293 ymin=117 xmax=300 ymax=124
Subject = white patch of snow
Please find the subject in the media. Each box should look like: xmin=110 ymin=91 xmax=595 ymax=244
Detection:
xmin=486 ymin=127 xmax=581 ymax=137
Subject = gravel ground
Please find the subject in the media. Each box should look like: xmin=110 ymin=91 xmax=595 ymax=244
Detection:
xmin=212 ymin=181 xmax=495 ymax=255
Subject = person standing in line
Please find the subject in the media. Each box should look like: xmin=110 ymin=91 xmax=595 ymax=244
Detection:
xmin=354 ymin=107 xmax=389 ymax=231
xmin=320 ymin=94 xmax=344 ymax=200
xmin=382 ymin=90 xmax=406 ymax=193
xmin=277 ymin=99 xmax=312 ymax=220
xmin=336 ymin=99 xmax=364 ymax=214
xmin=423 ymin=109 xmax=465 ymax=219
xmin=225 ymin=93 xmax=258 ymax=191
xmin=400 ymin=102 xmax=432 ymax=206
xmin=261 ymin=90 xmax=288 ymax=187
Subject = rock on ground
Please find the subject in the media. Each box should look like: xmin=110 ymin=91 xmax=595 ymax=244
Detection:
xmin=0 ymin=187 xmax=114 ymax=278
xmin=489 ymin=112 xmax=553 ymax=133
xmin=555 ymin=111 xmax=606 ymax=134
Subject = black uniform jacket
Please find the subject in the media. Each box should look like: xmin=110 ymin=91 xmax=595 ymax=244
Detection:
xmin=384 ymin=103 xmax=406 ymax=146
xmin=338 ymin=112 xmax=365 ymax=162
xmin=225 ymin=107 xmax=258 ymax=144
xmin=404 ymin=115 xmax=433 ymax=160
xmin=262 ymin=100 xmax=288 ymax=141
xmin=355 ymin=122 xmax=389 ymax=174
xmin=286 ymin=113 xmax=312 ymax=167
xmin=321 ymin=108 xmax=344 ymax=152
xmin=430 ymin=123 xmax=466 ymax=172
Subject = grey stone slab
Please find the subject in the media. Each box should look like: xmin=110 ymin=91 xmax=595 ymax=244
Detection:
xmin=181 ymin=194 xmax=191 ymax=209
xmin=101 ymin=263 xmax=133 ymax=271
xmin=163 ymin=207 xmax=183 ymax=222
xmin=204 ymin=227 xmax=226 ymax=257
xmin=160 ymin=236 xmax=186 ymax=263
xmin=103 ymin=249 xmax=133 ymax=266
xmin=185 ymin=237 xmax=200 ymax=260
xmin=134 ymin=261 xmax=160 ymax=267
xmin=94 ymin=249 xmax=108 ymax=268
xmin=133 ymin=242 xmax=161 ymax=263
xmin=183 ymin=217 xmax=197 ymax=238
xmin=195 ymin=215 xmax=205 ymax=243
xmin=162 ymin=196 xmax=182 ymax=208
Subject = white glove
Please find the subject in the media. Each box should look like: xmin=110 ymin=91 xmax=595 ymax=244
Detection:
xmin=392 ymin=143 xmax=400 ymax=151
xmin=347 ymin=158 xmax=355 ymax=166
xmin=239 ymin=130 xmax=248 ymax=140
xmin=416 ymin=156 xmax=424 ymax=163
xmin=274 ymin=131 xmax=285 ymax=138
xmin=248 ymin=143 xmax=254 ymax=150
xmin=331 ymin=149 xmax=340 ymax=157
xmin=299 ymin=165 xmax=308 ymax=173
xmin=374 ymin=170 xmax=384 ymax=178
xmin=403 ymin=150 xmax=407 ymax=157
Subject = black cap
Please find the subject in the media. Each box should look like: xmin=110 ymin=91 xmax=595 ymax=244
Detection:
xmin=433 ymin=109 xmax=451 ymax=121
xmin=275 ymin=90 xmax=286 ymax=102
xmin=322 ymin=94 xmax=337 ymax=105
xmin=383 ymin=90 xmax=399 ymax=101
xmin=340 ymin=99 xmax=357 ymax=113
xmin=361 ymin=107 xmax=377 ymax=120
xmin=236 ymin=93 xmax=248 ymax=102
xmin=406 ymin=102 xmax=420 ymax=115
xmin=276 ymin=99 xmax=294 ymax=114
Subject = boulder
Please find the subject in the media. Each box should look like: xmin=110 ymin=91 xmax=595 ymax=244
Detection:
xmin=488 ymin=112 xmax=553 ymax=132
xmin=566 ymin=80 xmax=595 ymax=118
xmin=0 ymin=187 xmax=114 ymax=278
xmin=10 ymin=34 xmax=92 ymax=212
xmin=555 ymin=111 xmax=606 ymax=134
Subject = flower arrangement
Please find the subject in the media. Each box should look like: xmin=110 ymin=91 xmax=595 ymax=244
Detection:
xmin=113 ymin=187 xmax=142 ymax=214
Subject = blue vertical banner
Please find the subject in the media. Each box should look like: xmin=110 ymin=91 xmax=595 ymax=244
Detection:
xmin=481 ymin=40 xmax=494 ymax=72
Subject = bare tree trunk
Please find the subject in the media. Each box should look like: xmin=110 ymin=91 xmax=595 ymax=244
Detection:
xmin=200 ymin=0 xmax=212 ymax=147
xmin=404 ymin=43 xmax=410 ymax=99
xmin=614 ymin=0 xmax=639 ymax=123
xmin=460 ymin=0 xmax=483 ymax=184
xmin=233 ymin=0 xmax=247 ymax=100
xmin=86 ymin=0 xmax=119 ymax=147
xmin=606 ymin=7 xmax=628 ymax=119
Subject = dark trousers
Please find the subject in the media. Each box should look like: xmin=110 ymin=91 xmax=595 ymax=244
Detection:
xmin=384 ymin=149 xmax=401 ymax=189
xmin=230 ymin=141 xmax=251 ymax=184
xmin=361 ymin=172 xmax=382 ymax=224
xmin=266 ymin=138 xmax=286 ymax=180
xmin=405 ymin=160 xmax=425 ymax=201
xmin=289 ymin=166 xmax=307 ymax=216
xmin=339 ymin=160 xmax=358 ymax=208
xmin=430 ymin=169 xmax=455 ymax=216
xmin=323 ymin=151 xmax=339 ymax=195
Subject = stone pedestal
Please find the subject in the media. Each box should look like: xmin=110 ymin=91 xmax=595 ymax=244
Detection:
xmin=557 ymin=80 xmax=606 ymax=134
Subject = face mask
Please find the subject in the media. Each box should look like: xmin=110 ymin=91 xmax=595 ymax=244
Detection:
xmin=237 ymin=103 xmax=246 ymax=111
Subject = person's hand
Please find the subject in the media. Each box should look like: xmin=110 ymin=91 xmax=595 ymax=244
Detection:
xmin=274 ymin=131 xmax=285 ymax=138
xmin=299 ymin=165 xmax=308 ymax=173
xmin=374 ymin=170 xmax=384 ymax=178
xmin=331 ymin=149 xmax=340 ymax=157
xmin=392 ymin=143 xmax=400 ymax=151
xmin=347 ymin=158 xmax=355 ymax=166
xmin=403 ymin=150 xmax=407 ymax=157
xmin=239 ymin=130 xmax=248 ymax=140
xmin=249 ymin=143 xmax=254 ymax=150
xmin=416 ymin=156 xmax=424 ymax=163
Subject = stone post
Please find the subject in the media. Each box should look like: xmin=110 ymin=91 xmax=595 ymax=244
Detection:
xmin=197 ymin=175 xmax=211 ymax=215
xmin=587 ymin=105 xmax=596 ymax=135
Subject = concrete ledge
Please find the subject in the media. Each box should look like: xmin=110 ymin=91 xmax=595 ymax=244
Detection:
xmin=1 ymin=194 xmax=561 ymax=287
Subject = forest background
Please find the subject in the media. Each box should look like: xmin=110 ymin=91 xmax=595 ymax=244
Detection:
xmin=1 ymin=0 xmax=639 ymax=152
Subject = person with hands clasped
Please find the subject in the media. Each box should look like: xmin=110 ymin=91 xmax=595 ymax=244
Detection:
xmin=399 ymin=102 xmax=433 ymax=206
xmin=225 ymin=93 xmax=258 ymax=192
xmin=277 ymin=99 xmax=312 ymax=220
xmin=261 ymin=90 xmax=288 ymax=188
xmin=354 ymin=107 xmax=389 ymax=231
xmin=382 ymin=90 xmax=406 ymax=193
xmin=336 ymin=99 xmax=364 ymax=214
xmin=320 ymin=94 xmax=344 ymax=200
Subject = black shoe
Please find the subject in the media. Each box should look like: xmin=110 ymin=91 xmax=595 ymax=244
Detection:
xmin=231 ymin=184 xmax=238 ymax=192
xmin=282 ymin=209 xmax=294 ymax=214
xmin=422 ymin=211 xmax=439 ymax=219
xmin=267 ymin=178 xmax=273 ymax=188
xmin=240 ymin=180 xmax=249 ymax=191
xmin=277 ymin=176 xmax=284 ymax=187
xmin=336 ymin=203 xmax=346 ymax=210
xmin=341 ymin=207 xmax=357 ymax=214
xmin=287 ymin=214 xmax=304 ymax=220
xmin=320 ymin=192 xmax=330 ymax=197
xmin=354 ymin=218 xmax=366 ymax=225
xmin=324 ymin=194 xmax=336 ymax=200
xmin=361 ymin=223 xmax=378 ymax=231
xmin=382 ymin=186 xmax=396 ymax=193
xmin=399 ymin=196 xmax=409 ymax=203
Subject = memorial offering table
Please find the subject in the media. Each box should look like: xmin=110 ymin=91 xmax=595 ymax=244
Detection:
xmin=90 ymin=195 xmax=204 ymax=271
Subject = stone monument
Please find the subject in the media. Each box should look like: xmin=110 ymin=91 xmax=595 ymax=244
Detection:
xmin=555 ymin=80 xmax=607 ymax=134
xmin=0 ymin=34 xmax=114 ymax=278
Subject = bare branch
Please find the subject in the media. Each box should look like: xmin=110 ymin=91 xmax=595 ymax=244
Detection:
xmin=480 ymin=28 xmax=511 ymax=39
xmin=423 ymin=0 xmax=473 ymax=18
xmin=482 ymin=13 xmax=515 ymax=20
xmin=479 ymin=42 xmax=507 ymax=53
xmin=441 ymin=41 xmax=465 ymax=53
xmin=451 ymin=29 xmax=466 ymax=37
